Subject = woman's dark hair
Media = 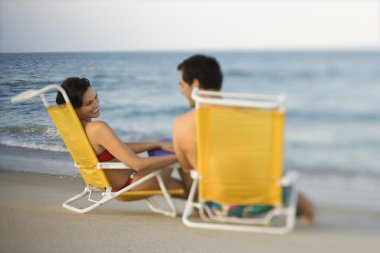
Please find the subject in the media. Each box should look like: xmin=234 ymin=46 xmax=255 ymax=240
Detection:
xmin=56 ymin=77 xmax=91 ymax=109
xmin=177 ymin=54 xmax=223 ymax=91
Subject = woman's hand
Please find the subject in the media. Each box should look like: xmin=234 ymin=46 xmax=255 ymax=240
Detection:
xmin=159 ymin=142 xmax=174 ymax=153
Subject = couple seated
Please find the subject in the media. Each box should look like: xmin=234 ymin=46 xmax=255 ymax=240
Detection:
xmin=12 ymin=54 xmax=314 ymax=232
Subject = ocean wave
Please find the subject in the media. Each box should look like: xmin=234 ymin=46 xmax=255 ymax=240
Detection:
xmin=0 ymin=140 xmax=67 ymax=152
xmin=0 ymin=126 xmax=60 ymax=137
xmin=0 ymin=126 xmax=66 ymax=152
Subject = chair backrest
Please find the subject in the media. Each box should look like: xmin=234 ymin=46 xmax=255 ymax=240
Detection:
xmin=194 ymin=90 xmax=284 ymax=206
xmin=47 ymin=102 xmax=111 ymax=188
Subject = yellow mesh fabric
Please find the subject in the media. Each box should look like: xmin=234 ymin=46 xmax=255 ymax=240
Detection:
xmin=116 ymin=188 xmax=185 ymax=202
xmin=47 ymin=103 xmax=110 ymax=188
xmin=196 ymin=106 xmax=284 ymax=206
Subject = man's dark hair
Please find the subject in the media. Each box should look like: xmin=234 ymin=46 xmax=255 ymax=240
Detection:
xmin=177 ymin=54 xmax=223 ymax=91
xmin=56 ymin=77 xmax=91 ymax=109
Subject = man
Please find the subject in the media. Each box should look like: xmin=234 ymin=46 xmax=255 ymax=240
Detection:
xmin=173 ymin=54 xmax=222 ymax=178
xmin=172 ymin=54 xmax=314 ymax=224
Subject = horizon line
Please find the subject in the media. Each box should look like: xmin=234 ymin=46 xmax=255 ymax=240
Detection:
xmin=1 ymin=47 xmax=380 ymax=54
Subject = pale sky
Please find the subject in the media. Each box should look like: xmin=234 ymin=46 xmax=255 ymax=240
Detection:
xmin=0 ymin=0 xmax=379 ymax=53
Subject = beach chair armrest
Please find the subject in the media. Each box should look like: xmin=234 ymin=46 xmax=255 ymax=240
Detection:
xmin=280 ymin=171 xmax=298 ymax=186
xmin=190 ymin=170 xmax=199 ymax=179
xmin=97 ymin=162 xmax=131 ymax=169
xmin=11 ymin=84 xmax=69 ymax=105
xmin=97 ymin=162 xmax=181 ymax=170
xmin=11 ymin=89 xmax=39 ymax=104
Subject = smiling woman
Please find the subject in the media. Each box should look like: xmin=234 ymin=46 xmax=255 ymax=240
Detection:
xmin=56 ymin=78 xmax=101 ymax=119
xmin=0 ymin=0 xmax=378 ymax=52
xmin=79 ymin=87 xmax=100 ymax=119
xmin=55 ymin=77 xmax=186 ymax=195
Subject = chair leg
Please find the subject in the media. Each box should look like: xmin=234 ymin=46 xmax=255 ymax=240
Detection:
xmin=181 ymin=176 xmax=298 ymax=234
xmin=62 ymin=185 xmax=110 ymax=214
xmin=145 ymin=172 xmax=177 ymax=217
xmin=283 ymin=184 xmax=298 ymax=232
xmin=182 ymin=177 xmax=199 ymax=226
xmin=63 ymin=171 xmax=179 ymax=216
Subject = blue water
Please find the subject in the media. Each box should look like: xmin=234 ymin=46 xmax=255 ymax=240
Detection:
xmin=1 ymin=51 xmax=379 ymax=177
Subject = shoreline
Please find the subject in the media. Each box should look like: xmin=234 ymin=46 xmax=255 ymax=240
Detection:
xmin=0 ymin=171 xmax=379 ymax=253
xmin=1 ymin=143 xmax=379 ymax=212
xmin=0 ymin=144 xmax=75 ymax=176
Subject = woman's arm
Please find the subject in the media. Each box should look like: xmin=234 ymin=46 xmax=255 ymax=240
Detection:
xmin=86 ymin=121 xmax=177 ymax=172
xmin=126 ymin=142 xmax=174 ymax=154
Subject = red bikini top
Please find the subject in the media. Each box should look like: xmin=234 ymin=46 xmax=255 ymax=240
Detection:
xmin=97 ymin=149 xmax=115 ymax=162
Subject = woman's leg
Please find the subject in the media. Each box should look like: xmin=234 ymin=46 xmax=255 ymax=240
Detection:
xmin=131 ymin=167 xmax=184 ymax=194
xmin=104 ymin=169 xmax=132 ymax=190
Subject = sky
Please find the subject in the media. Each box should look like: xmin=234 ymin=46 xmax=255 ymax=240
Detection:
xmin=0 ymin=0 xmax=379 ymax=53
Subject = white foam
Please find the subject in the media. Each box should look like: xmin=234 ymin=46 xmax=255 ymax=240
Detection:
xmin=0 ymin=140 xmax=68 ymax=152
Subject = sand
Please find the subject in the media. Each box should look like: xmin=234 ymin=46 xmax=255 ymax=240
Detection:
xmin=0 ymin=171 xmax=379 ymax=253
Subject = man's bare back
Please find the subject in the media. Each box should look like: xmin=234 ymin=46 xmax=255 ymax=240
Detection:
xmin=173 ymin=109 xmax=197 ymax=172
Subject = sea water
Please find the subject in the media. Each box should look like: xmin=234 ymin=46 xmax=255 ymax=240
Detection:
xmin=1 ymin=51 xmax=379 ymax=179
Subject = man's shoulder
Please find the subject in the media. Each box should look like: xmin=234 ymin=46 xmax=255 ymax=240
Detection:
xmin=174 ymin=110 xmax=195 ymax=127
xmin=173 ymin=109 xmax=196 ymax=149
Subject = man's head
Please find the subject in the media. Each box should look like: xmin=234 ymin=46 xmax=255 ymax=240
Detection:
xmin=177 ymin=54 xmax=223 ymax=107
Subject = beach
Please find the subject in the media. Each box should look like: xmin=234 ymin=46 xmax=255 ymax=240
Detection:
xmin=1 ymin=51 xmax=380 ymax=252
xmin=1 ymin=146 xmax=380 ymax=253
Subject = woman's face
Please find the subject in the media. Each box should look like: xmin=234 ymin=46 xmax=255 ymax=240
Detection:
xmin=75 ymin=87 xmax=100 ymax=120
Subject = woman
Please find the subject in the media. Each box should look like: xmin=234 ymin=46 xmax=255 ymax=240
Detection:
xmin=56 ymin=77 xmax=184 ymax=193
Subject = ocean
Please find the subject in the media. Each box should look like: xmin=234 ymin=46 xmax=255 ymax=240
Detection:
xmin=1 ymin=51 xmax=380 ymax=180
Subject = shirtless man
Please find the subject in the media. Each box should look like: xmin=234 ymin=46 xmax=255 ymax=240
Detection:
xmin=173 ymin=54 xmax=314 ymax=224
xmin=172 ymin=55 xmax=222 ymax=193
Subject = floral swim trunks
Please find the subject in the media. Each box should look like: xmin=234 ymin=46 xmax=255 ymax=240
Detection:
xmin=204 ymin=187 xmax=290 ymax=217
xmin=205 ymin=201 xmax=272 ymax=217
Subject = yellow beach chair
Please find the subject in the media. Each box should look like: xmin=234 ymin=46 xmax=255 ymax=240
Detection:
xmin=11 ymin=85 xmax=183 ymax=216
xmin=182 ymin=88 xmax=298 ymax=234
